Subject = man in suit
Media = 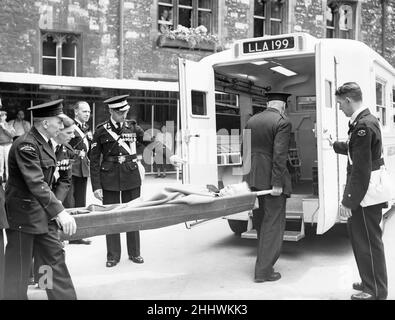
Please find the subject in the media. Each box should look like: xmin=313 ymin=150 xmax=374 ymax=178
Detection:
xmin=243 ymin=92 xmax=292 ymax=283
xmin=328 ymin=82 xmax=387 ymax=300
xmin=3 ymin=99 xmax=77 ymax=300
xmin=90 ymin=95 xmax=144 ymax=268
xmin=66 ymin=101 xmax=91 ymax=245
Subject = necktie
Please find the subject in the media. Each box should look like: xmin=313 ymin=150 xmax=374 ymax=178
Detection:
xmin=48 ymin=139 xmax=54 ymax=151
xmin=55 ymin=145 xmax=61 ymax=154
xmin=348 ymin=121 xmax=354 ymax=134
xmin=116 ymin=122 xmax=121 ymax=129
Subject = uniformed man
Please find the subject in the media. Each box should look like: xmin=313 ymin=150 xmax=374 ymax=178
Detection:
xmin=65 ymin=101 xmax=92 ymax=245
xmin=3 ymin=99 xmax=77 ymax=300
xmin=33 ymin=115 xmax=76 ymax=285
xmin=243 ymin=92 xmax=292 ymax=283
xmin=329 ymin=82 xmax=387 ymax=300
xmin=90 ymin=95 xmax=144 ymax=268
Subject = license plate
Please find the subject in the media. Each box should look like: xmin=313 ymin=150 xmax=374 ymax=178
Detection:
xmin=242 ymin=36 xmax=295 ymax=54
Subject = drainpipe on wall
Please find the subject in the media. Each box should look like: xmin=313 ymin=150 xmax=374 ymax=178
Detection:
xmin=381 ymin=0 xmax=387 ymax=57
xmin=119 ymin=0 xmax=124 ymax=79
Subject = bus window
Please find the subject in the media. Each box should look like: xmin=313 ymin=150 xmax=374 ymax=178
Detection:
xmin=191 ymin=90 xmax=207 ymax=116
xmin=376 ymin=81 xmax=386 ymax=126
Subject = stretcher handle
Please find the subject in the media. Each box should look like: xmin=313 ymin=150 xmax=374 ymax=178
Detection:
xmin=254 ymin=189 xmax=273 ymax=197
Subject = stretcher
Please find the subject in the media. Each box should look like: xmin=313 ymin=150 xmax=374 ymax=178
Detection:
xmin=61 ymin=192 xmax=261 ymax=241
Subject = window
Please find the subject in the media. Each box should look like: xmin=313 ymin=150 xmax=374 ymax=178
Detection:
xmin=41 ymin=31 xmax=80 ymax=76
xmin=376 ymin=81 xmax=386 ymax=126
xmin=191 ymin=91 xmax=207 ymax=116
xmin=253 ymin=0 xmax=285 ymax=37
xmin=158 ymin=0 xmax=214 ymax=33
xmin=326 ymin=1 xmax=356 ymax=39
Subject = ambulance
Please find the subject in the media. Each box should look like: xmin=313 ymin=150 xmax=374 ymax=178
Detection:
xmin=177 ymin=32 xmax=395 ymax=241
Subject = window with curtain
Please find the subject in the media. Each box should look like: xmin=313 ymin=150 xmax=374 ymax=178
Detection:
xmin=326 ymin=1 xmax=356 ymax=39
xmin=158 ymin=0 xmax=214 ymax=33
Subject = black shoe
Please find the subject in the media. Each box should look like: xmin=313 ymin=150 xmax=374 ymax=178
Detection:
xmin=129 ymin=255 xmax=144 ymax=264
xmin=106 ymin=260 xmax=118 ymax=268
xmin=352 ymin=282 xmax=364 ymax=291
xmin=69 ymin=239 xmax=91 ymax=245
xmin=351 ymin=292 xmax=376 ymax=300
xmin=254 ymin=272 xmax=281 ymax=283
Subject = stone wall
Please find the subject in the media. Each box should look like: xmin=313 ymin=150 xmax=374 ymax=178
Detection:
xmin=0 ymin=0 xmax=395 ymax=79
xmin=293 ymin=0 xmax=325 ymax=37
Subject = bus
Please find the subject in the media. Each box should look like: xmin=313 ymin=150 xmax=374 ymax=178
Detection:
xmin=177 ymin=32 xmax=395 ymax=241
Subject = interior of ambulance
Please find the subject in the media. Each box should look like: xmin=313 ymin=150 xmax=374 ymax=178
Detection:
xmin=213 ymin=54 xmax=318 ymax=207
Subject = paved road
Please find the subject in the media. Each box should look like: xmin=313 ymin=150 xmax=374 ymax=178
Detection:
xmin=28 ymin=176 xmax=395 ymax=300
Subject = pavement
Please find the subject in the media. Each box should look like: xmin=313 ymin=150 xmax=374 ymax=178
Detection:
xmin=27 ymin=174 xmax=395 ymax=300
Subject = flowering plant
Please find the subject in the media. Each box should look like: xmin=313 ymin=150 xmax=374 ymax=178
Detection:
xmin=160 ymin=25 xmax=219 ymax=49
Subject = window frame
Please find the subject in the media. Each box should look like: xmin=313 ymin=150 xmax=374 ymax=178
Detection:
xmin=326 ymin=0 xmax=358 ymax=39
xmin=158 ymin=0 xmax=217 ymax=33
xmin=253 ymin=0 xmax=287 ymax=37
xmin=40 ymin=30 xmax=82 ymax=77
xmin=376 ymin=79 xmax=387 ymax=127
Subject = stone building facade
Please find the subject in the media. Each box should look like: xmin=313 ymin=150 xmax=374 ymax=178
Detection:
xmin=0 ymin=0 xmax=394 ymax=80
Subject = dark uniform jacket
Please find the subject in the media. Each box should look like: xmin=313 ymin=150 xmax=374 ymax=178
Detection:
xmin=5 ymin=127 xmax=64 ymax=234
xmin=333 ymin=108 xmax=383 ymax=210
xmin=90 ymin=119 xmax=144 ymax=192
xmin=52 ymin=143 xmax=74 ymax=203
xmin=69 ymin=121 xmax=91 ymax=178
xmin=243 ymin=108 xmax=292 ymax=195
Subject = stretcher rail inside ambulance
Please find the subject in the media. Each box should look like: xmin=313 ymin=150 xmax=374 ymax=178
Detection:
xmin=60 ymin=184 xmax=271 ymax=241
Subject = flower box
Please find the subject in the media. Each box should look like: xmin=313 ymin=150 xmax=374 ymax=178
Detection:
xmin=157 ymin=35 xmax=217 ymax=51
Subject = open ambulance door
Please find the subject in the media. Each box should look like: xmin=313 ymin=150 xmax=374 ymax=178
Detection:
xmin=178 ymin=58 xmax=218 ymax=186
xmin=315 ymin=42 xmax=340 ymax=234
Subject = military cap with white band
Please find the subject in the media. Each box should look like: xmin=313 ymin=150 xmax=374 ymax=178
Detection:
xmin=103 ymin=94 xmax=130 ymax=112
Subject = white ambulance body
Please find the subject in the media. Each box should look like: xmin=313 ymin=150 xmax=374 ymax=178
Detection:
xmin=178 ymin=32 xmax=395 ymax=241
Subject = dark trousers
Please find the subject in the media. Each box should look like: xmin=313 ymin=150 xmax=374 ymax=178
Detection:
xmin=348 ymin=204 xmax=388 ymax=299
xmin=64 ymin=176 xmax=88 ymax=209
xmin=72 ymin=176 xmax=87 ymax=208
xmin=64 ymin=176 xmax=88 ymax=242
xmin=0 ymin=229 xmax=5 ymax=300
xmin=252 ymin=194 xmax=286 ymax=280
xmin=103 ymin=188 xmax=141 ymax=262
xmin=4 ymin=222 xmax=76 ymax=300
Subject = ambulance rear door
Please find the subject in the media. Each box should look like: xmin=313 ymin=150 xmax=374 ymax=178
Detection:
xmin=315 ymin=41 xmax=340 ymax=234
xmin=178 ymin=58 xmax=218 ymax=186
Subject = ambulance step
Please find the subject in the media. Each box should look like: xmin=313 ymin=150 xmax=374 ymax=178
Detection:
xmin=240 ymin=229 xmax=305 ymax=241
xmin=286 ymin=211 xmax=303 ymax=219
xmin=241 ymin=229 xmax=257 ymax=239
xmin=283 ymin=230 xmax=305 ymax=241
